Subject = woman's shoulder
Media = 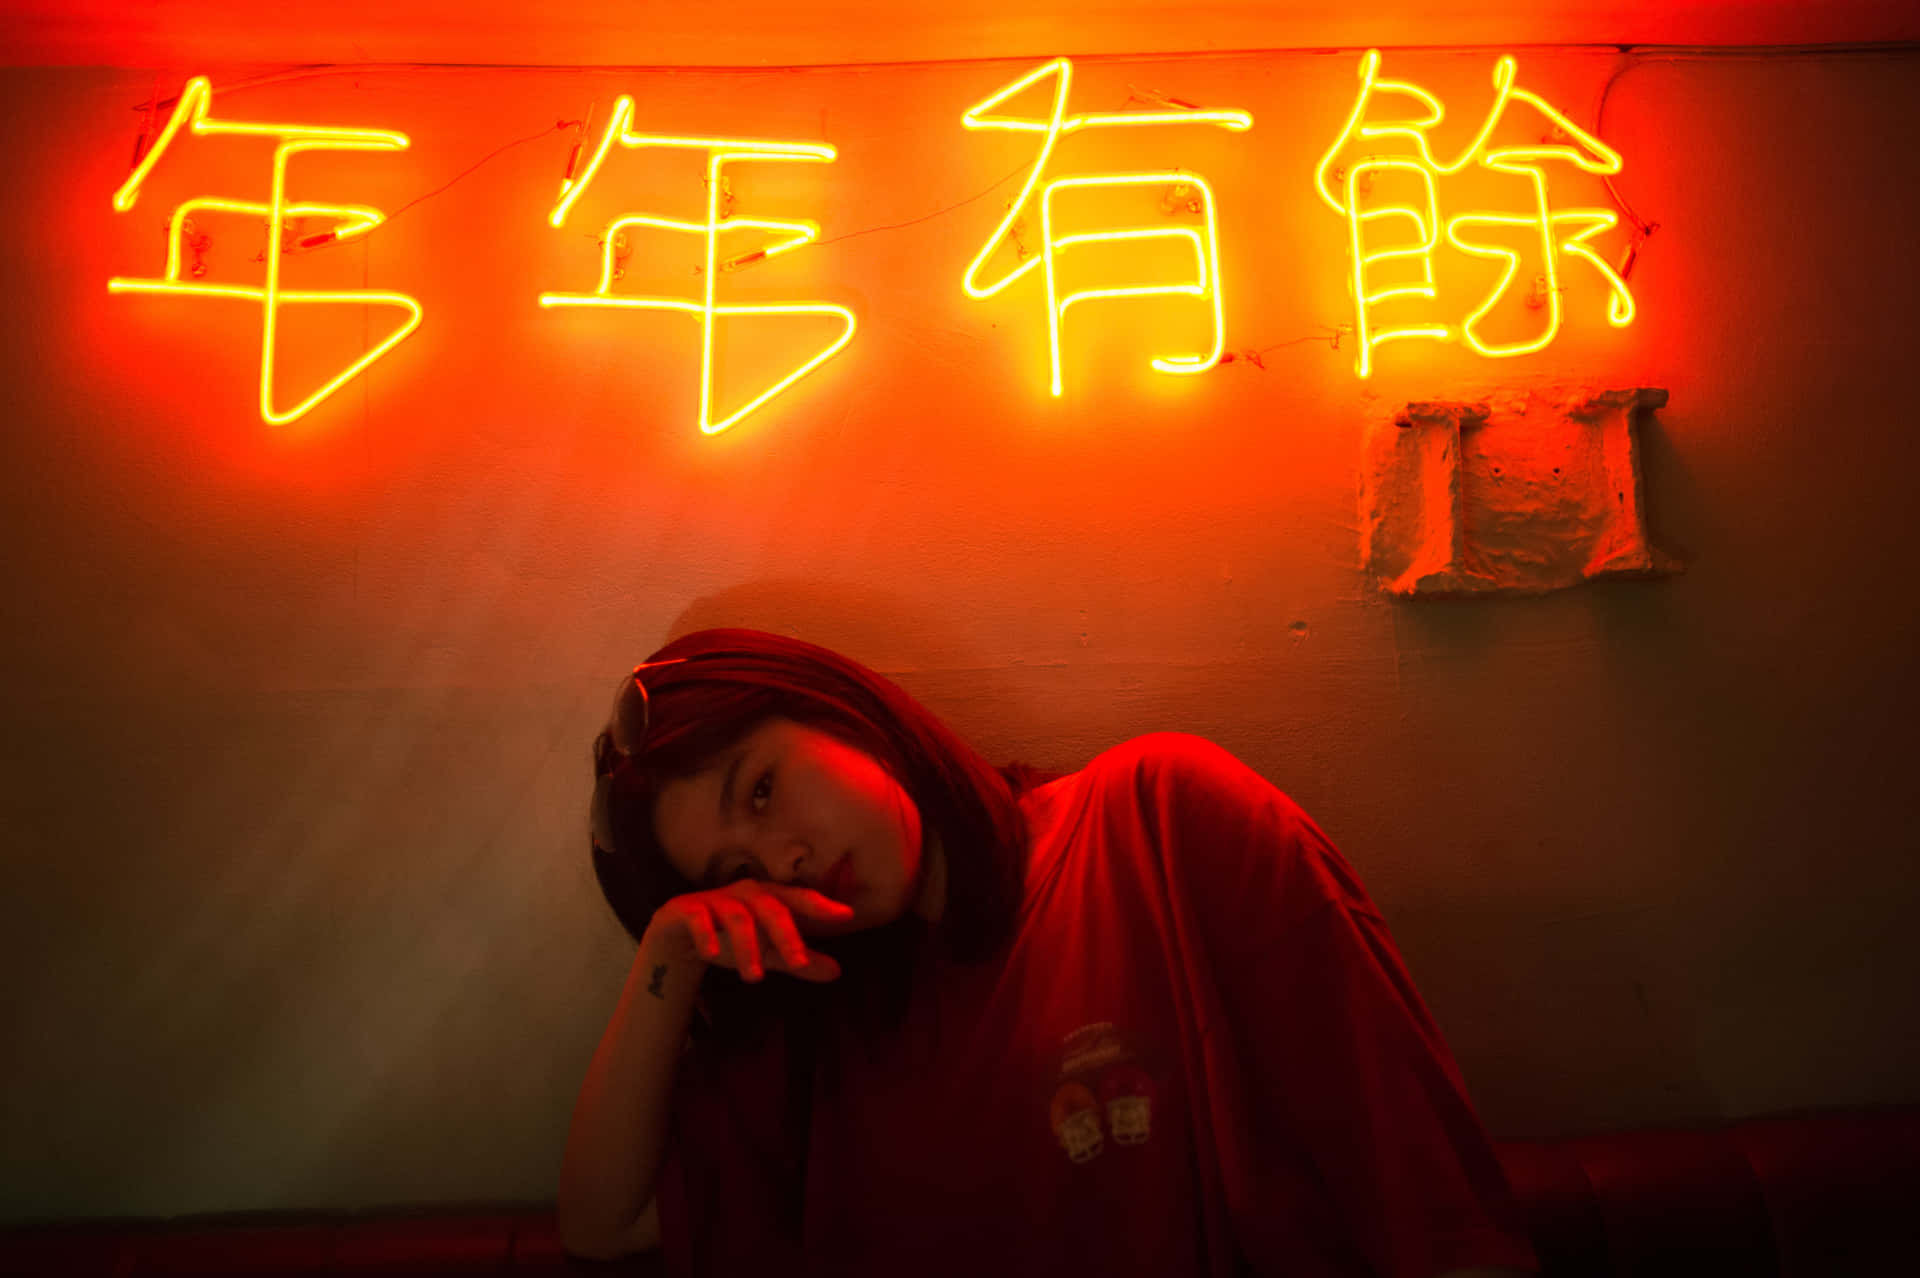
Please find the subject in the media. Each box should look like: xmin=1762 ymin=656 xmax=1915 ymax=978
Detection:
xmin=1023 ymin=733 xmax=1268 ymax=827
xmin=1018 ymin=733 xmax=1324 ymax=897
xmin=1073 ymin=732 xmax=1257 ymax=791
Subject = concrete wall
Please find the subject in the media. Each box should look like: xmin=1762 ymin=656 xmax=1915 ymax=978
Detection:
xmin=2 ymin=47 xmax=1916 ymax=1223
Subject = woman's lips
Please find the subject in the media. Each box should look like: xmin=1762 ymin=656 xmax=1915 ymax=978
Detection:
xmin=825 ymin=853 xmax=855 ymax=901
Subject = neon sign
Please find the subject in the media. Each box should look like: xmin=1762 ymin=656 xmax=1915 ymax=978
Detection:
xmin=104 ymin=58 xmax=1645 ymax=429
xmin=961 ymin=58 xmax=1252 ymax=396
xmin=107 ymin=76 xmax=423 ymax=425
xmin=540 ymin=95 xmax=856 ymax=436
xmin=1314 ymin=49 xmax=1637 ymax=379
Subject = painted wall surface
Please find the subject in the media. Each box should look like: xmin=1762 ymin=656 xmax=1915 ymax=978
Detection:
xmin=1 ymin=49 xmax=1916 ymax=1223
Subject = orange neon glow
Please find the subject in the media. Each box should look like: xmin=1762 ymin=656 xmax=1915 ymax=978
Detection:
xmin=1314 ymin=50 xmax=1636 ymax=378
xmin=541 ymin=96 xmax=855 ymax=435
xmin=107 ymin=77 xmax=422 ymax=425
xmin=962 ymin=59 xmax=1250 ymax=397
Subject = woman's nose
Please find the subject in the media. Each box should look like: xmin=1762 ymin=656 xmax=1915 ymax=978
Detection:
xmin=757 ymin=832 xmax=812 ymax=883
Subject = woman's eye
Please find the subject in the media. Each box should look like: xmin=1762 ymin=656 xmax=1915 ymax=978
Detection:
xmin=750 ymin=770 xmax=773 ymax=813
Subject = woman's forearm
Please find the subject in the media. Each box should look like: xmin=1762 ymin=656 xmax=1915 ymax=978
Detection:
xmin=556 ymin=922 xmax=706 ymax=1259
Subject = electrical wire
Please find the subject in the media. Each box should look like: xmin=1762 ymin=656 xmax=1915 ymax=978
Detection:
xmin=384 ymin=121 xmax=575 ymax=223
xmin=1591 ymin=53 xmax=1665 ymax=284
xmin=813 ymin=159 xmax=1033 ymax=250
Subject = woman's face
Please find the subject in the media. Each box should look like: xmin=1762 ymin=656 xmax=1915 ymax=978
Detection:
xmin=650 ymin=717 xmax=930 ymax=932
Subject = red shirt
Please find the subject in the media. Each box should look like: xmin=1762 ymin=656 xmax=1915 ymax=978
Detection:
xmin=657 ymin=733 xmax=1538 ymax=1276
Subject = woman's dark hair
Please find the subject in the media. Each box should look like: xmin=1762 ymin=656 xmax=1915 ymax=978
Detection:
xmin=589 ymin=628 xmax=1051 ymax=1056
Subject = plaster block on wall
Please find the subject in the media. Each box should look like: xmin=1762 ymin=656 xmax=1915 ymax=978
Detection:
xmin=1359 ymin=387 xmax=1682 ymax=598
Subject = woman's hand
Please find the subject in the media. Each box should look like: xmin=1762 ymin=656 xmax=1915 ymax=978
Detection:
xmin=648 ymin=881 xmax=854 ymax=983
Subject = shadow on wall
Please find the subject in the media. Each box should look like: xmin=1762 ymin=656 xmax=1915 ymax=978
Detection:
xmin=657 ymin=577 xmax=1058 ymax=765
xmin=664 ymin=578 xmax=984 ymax=671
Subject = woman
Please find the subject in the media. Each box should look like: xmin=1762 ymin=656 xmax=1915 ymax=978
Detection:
xmin=558 ymin=628 xmax=1538 ymax=1277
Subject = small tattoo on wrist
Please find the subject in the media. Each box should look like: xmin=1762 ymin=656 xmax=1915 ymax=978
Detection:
xmin=647 ymin=963 xmax=668 ymax=998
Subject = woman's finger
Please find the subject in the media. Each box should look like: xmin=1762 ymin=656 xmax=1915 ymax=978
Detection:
xmin=785 ymin=950 xmax=842 ymax=982
xmin=767 ymin=882 xmax=858 ymax=928
xmin=740 ymin=892 xmax=810 ymax=971
xmin=711 ymin=899 xmax=764 ymax=980
xmin=680 ymin=900 xmax=722 ymax=961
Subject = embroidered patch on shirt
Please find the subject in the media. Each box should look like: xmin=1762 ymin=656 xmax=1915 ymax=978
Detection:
xmin=1048 ymin=1022 xmax=1158 ymax=1163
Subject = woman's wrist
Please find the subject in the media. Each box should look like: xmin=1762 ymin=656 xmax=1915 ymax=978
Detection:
xmin=639 ymin=913 xmax=708 ymax=975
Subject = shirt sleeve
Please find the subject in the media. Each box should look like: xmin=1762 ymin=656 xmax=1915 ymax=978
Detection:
xmin=1129 ymin=734 xmax=1540 ymax=1278
xmin=655 ymin=1023 xmax=804 ymax=1277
